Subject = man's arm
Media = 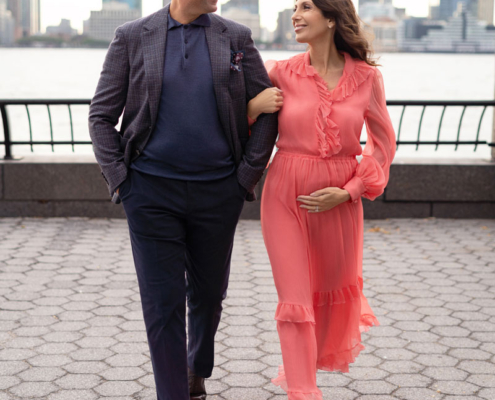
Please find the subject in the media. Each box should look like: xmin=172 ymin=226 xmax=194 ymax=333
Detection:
xmin=236 ymin=29 xmax=278 ymax=196
xmin=88 ymin=26 xmax=130 ymax=197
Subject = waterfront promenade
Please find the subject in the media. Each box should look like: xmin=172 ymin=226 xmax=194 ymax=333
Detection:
xmin=0 ymin=217 xmax=494 ymax=400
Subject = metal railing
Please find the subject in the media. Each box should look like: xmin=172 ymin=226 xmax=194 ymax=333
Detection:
xmin=388 ymin=100 xmax=495 ymax=152
xmin=0 ymin=99 xmax=494 ymax=160
xmin=0 ymin=99 xmax=91 ymax=160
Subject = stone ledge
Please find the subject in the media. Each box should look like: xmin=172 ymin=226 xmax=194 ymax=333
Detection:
xmin=386 ymin=162 xmax=495 ymax=202
xmin=363 ymin=200 xmax=431 ymax=219
xmin=432 ymin=202 xmax=495 ymax=218
xmin=4 ymin=163 xmax=109 ymax=200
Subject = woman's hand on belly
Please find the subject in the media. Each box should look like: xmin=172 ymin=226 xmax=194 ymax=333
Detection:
xmin=297 ymin=187 xmax=351 ymax=213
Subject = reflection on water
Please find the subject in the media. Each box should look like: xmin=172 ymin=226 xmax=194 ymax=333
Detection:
xmin=0 ymin=49 xmax=494 ymax=159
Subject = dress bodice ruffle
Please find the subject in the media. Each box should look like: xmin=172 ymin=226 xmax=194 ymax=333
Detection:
xmin=280 ymin=51 xmax=374 ymax=158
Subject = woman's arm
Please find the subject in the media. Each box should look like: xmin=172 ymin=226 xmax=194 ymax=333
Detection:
xmin=342 ymin=67 xmax=397 ymax=203
xmin=247 ymin=87 xmax=284 ymax=125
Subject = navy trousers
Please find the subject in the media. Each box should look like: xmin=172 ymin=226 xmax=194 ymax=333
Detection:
xmin=119 ymin=167 xmax=246 ymax=400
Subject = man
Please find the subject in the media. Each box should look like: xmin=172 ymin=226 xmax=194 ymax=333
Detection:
xmin=88 ymin=0 xmax=278 ymax=399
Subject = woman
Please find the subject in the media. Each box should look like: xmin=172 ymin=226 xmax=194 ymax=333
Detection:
xmin=246 ymin=0 xmax=396 ymax=398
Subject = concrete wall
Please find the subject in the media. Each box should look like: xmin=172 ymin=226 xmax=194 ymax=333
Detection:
xmin=1 ymin=155 xmax=494 ymax=219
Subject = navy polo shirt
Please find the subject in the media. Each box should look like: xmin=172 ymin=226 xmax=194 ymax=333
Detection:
xmin=130 ymin=12 xmax=235 ymax=180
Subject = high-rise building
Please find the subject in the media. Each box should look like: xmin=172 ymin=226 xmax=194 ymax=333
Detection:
xmin=103 ymin=0 xmax=142 ymax=16
xmin=438 ymin=0 xmax=473 ymax=20
xmin=221 ymin=0 xmax=261 ymax=40
xmin=6 ymin=0 xmax=39 ymax=38
xmin=359 ymin=2 xmax=398 ymax=22
xmin=222 ymin=7 xmax=261 ymax=40
xmin=84 ymin=2 xmax=141 ymax=42
xmin=222 ymin=0 xmax=259 ymax=16
xmin=6 ymin=0 xmax=21 ymax=39
xmin=359 ymin=0 xmax=393 ymax=9
xmin=0 ymin=0 xmax=15 ymax=45
xmin=429 ymin=5 xmax=441 ymax=19
xmin=21 ymin=0 xmax=40 ymax=36
xmin=477 ymin=0 xmax=494 ymax=25
xmin=398 ymin=8 xmax=495 ymax=52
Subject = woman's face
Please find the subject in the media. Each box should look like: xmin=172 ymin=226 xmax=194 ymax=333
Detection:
xmin=292 ymin=0 xmax=332 ymax=44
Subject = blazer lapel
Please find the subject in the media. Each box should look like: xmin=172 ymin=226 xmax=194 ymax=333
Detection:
xmin=204 ymin=17 xmax=236 ymax=156
xmin=142 ymin=5 xmax=169 ymax=127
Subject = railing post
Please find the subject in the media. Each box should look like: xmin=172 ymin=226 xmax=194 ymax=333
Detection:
xmin=0 ymin=104 xmax=14 ymax=160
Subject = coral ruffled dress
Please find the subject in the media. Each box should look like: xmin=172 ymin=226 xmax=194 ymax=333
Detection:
xmin=260 ymin=51 xmax=396 ymax=400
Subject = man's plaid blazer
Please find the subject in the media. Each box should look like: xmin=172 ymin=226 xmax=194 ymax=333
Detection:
xmin=88 ymin=4 xmax=279 ymax=204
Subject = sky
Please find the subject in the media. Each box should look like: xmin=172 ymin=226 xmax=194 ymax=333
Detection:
xmin=41 ymin=0 xmax=439 ymax=33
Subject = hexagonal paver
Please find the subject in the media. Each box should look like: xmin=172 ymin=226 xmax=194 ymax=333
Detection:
xmin=0 ymin=376 xmax=21 ymax=390
xmin=47 ymin=390 xmax=98 ymax=400
xmin=94 ymin=381 xmax=142 ymax=396
xmin=0 ymin=361 xmax=30 ymax=375
xmin=55 ymin=374 xmax=101 ymax=389
xmin=9 ymin=381 xmax=58 ymax=398
xmin=222 ymin=373 xmax=268 ymax=387
xmin=99 ymin=367 xmax=146 ymax=380
xmin=348 ymin=380 xmax=397 ymax=394
xmin=105 ymin=354 xmax=149 ymax=367
xmin=18 ymin=367 xmax=66 ymax=382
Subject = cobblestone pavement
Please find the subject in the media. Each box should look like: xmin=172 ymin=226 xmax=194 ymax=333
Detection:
xmin=0 ymin=217 xmax=494 ymax=400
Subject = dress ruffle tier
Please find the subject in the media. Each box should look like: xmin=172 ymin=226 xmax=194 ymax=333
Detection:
xmin=272 ymin=365 xmax=323 ymax=400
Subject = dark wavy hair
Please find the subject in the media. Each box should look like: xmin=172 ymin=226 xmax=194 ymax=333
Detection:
xmin=311 ymin=0 xmax=380 ymax=66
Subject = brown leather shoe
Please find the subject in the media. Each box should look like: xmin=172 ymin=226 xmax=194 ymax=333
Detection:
xmin=188 ymin=367 xmax=207 ymax=400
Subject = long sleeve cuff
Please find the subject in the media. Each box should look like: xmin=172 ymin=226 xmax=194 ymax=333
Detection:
xmin=343 ymin=175 xmax=366 ymax=204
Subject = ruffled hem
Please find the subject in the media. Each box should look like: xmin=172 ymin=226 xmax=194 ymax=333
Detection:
xmin=313 ymin=282 xmax=361 ymax=307
xmin=272 ymin=365 xmax=323 ymax=400
xmin=316 ymin=339 xmax=366 ymax=374
xmin=275 ymin=303 xmax=315 ymax=324
xmin=314 ymin=277 xmax=380 ymax=373
xmin=285 ymin=51 xmax=374 ymax=158
xmin=360 ymin=313 xmax=381 ymax=333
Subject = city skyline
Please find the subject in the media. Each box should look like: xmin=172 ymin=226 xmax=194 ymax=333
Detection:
xmin=40 ymin=0 xmax=442 ymax=33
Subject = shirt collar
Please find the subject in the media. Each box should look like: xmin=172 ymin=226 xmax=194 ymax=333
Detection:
xmin=167 ymin=12 xmax=211 ymax=30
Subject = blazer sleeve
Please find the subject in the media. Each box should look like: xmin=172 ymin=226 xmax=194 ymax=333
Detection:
xmin=343 ymin=68 xmax=396 ymax=203
xmin=236 ymin=30 xmax=279 ymax=197
xmin=88 ymin=26 xmax=130 ymax=197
